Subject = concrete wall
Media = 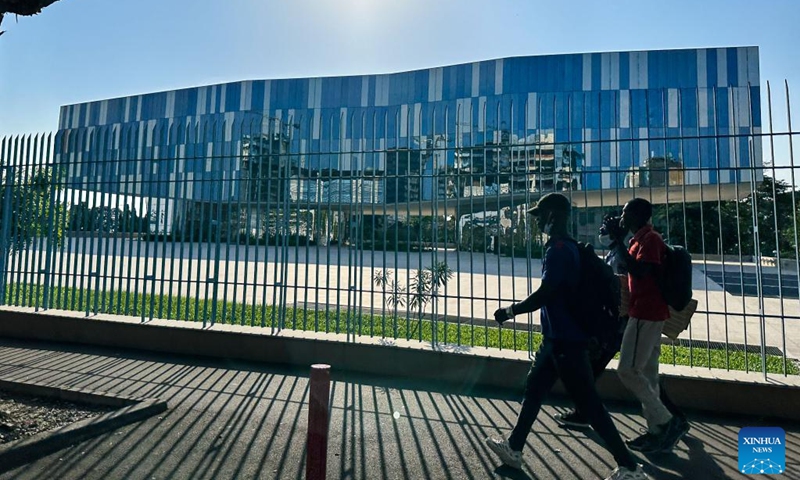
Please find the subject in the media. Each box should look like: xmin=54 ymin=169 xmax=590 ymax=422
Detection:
xmin=1 ymin=307 xmax=798 ymax=421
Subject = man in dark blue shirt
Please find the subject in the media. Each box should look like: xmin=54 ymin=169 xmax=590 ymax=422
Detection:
xmin=484 ymin=193 xmax=648 ymax=480
xmin=555 ymin=213 xmax=629 ymax=429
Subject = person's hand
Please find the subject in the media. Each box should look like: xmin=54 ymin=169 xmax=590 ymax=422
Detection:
xmin=494 ymin=307 xmax=511 ymax=324
xmin=602 ymin=215 xmax=626 ymax=241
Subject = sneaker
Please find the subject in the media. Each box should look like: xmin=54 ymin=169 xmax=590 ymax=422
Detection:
xmin=633 ymin=434 xmax=664 ymax=454
xmin=554 ymin=410 xmax=590 ymax=429
xmin=626 ymin=430 xmax=657 ymax=451
xmin=484 ymin=437 xmax=522 ymax=470
xmin=657 ymin=415 xmax=690 ymax=452
xmin=605 ymin=464 xmax=650 ymax=480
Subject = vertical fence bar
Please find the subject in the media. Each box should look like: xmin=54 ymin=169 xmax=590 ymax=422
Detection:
xmin=182 ymin=121 xmax=197 ymax=322
xmin=27 ymin=135 xmax=42 ymax=306
xmin=230 ymin=118 xmax=245 ymax=326
xmin=454 ymin=105 xmax=463 ymax=348
xmin=121 ymin=125 xmax=136 ymax=316
xmin=101 ymin=127 xmax=117 ymax=315
xmin=354 ymin=112 xmax=365 ymax=339
xmin=0 ymin=137 xmax=7 ymax=305
xmin=313 ymin=115 xmax=324 ymax=333
xmin=157 ymin=123 xmax=173 ymax=321
xmin=241 ymin=119 xmax=256 ymax=327
xmin=343 ymin=111 xmax=354 ymax=342
xmin=765 ymin=82 xmax=789 ymax=377
xmin=208 ymin=120 xmax=223 ymax=326
xmin=15 ymin=135 xmax=32 ymax=307
xmin=132 ymin=125 xmax=148 ymax=321
xmin=11 ymin=134 xmax=24 ymax=306
xmin=19 ymin=135 xmax=35 ymax=307
xmin=31 ymin=134 xmax=49 ymax=311
xmin=143 ymin=124 xmax=158 ymax=321
xmin=732 ymin=104 xmax=750 ymax=373
xmin=258 ymin=116 xmax=271 ymax=329
xmin=750 ymin=87 xmax=767 ymax=377
xmin=674 ymin=89 xmax=689 ymax=366
xmin=785 ymin=80 xmax=798 ymax=376
xmin=265 ymin=115 xmax=277 ymax=331
xmin=278 ymin=115 xmax=290 ymax=332
xmin=41 ymin=132 xmax=59 ymax=311
xmin=712 ymin=87 xmax=729 ymax=369
xmin=267 ymin=116 xmax=280 ymax=332
xmin=0 ymin=143 xmax=14 ymax=306
xmin=96 ymin=127 xmax=113 ymax=315
xmin=197 ymin=120 xmax=211 ymax=327
xmin=108 ymin=126 xmax=120 ymax=315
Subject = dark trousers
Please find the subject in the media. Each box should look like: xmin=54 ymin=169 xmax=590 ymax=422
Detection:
xmin=570 ymin=339 xmax=623 ymax=417
xmin=508 ymin=338 xmax=636 ymax=470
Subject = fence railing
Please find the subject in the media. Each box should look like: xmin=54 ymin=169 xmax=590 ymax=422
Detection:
xmin=1 ymin=84 xmax=799 ymax=378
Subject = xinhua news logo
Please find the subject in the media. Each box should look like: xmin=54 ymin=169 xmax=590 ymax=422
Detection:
xmin=738 ymin=427 xmax=785 ymax=475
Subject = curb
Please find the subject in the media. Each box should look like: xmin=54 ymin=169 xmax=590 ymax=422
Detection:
xmin=0 ymin=380 xmax=143 ymax=408
xmin=0 ymin=380 xmax=167 ymax=473
xmin=0 ymin=307 xmax=799 ymax=421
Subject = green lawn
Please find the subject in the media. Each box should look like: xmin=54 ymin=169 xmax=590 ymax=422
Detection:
xmin=4 ymin=282 xmax=798 ymax=375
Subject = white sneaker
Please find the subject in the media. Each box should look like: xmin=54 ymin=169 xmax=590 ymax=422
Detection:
xmin=605 ymin=464 xmax=650 ymax=480
xmin=484 ymin=437 xmax=522 ymax=470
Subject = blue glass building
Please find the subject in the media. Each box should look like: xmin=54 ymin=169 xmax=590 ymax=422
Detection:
xmin=56 ymin=46 xmax=762 ymax=204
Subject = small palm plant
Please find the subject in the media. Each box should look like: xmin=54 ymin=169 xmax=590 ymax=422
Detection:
xmin=373 ymin=261 xmax=453 ymax=340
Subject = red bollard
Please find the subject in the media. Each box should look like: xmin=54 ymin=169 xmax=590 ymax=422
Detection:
xmin=306 ymin=364 xmax=331 ymax=480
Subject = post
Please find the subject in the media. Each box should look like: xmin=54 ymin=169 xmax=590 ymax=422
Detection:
xmin=306 ymin=364 xmax=331 ymax=480
xmin=0 ymin=166 xmax=15 ymax=305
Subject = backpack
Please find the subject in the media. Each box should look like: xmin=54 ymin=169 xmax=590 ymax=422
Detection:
xmin=660 ymin=245 xmax=693 ymax=311
xmin=567 ymin=240 xmax=621 ymax=339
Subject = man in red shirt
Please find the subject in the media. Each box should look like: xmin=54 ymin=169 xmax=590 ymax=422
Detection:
xmin=615 ymin=198 xmax=689 ymax=454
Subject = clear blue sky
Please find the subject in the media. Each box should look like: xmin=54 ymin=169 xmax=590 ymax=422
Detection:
xmin=1 ymin=0 xmax=799 ymax=136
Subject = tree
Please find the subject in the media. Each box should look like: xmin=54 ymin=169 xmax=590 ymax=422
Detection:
xmin=92 ymin=205 xmax=121 ymax=233
xmin=651 ymin=175 xmax=799 ymax=259
xmin=0 ymin=166 xmax=66 ymax=252
xmin=67 ymin=201 xmax=90 ymax=232
xmin=0 ymin=0 xmax=63 ymax=36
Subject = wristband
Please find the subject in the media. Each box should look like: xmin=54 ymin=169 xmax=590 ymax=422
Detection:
xmin=505 ymin=305 xmax=515 ymax=318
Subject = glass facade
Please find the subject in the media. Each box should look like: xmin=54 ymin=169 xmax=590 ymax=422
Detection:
xmin=56 ymin=46 xmax=762 ymax=203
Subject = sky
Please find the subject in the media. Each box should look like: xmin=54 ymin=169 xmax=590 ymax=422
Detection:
xmin=1 ymin=0 xmax=799 ymax=137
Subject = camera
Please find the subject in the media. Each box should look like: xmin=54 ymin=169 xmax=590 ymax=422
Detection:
xmin=600 ymin=214 xmax=626 ymax=240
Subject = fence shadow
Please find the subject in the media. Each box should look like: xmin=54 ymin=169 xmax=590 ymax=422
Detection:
xmin=0 ymin=338 xmax=791 ymax=479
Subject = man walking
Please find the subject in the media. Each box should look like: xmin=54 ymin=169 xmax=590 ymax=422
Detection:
xmin=554 ymin=213 xmax=629 ymax=429
xmin=485 ymin=193 xmax=648 ymax=480
xmin=615 ymin=198 xmax=689 ymax=453
xmin=555 ymin=213 xmax=685 ymax=430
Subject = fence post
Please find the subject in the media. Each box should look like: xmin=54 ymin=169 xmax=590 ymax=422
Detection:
xmin=306 ymin=363 xmax=331 ymax=480
xmin=0 ymin=166 xmax=15 ymax=305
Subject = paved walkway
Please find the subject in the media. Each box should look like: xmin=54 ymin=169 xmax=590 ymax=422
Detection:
xmin=0 ymin=339 xmax=798 ymax=480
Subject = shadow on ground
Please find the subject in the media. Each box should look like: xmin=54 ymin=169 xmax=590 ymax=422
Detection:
xmin=0 ymin=338 xmax=796 ymax=480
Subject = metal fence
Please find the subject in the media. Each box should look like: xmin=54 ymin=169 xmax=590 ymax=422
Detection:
xmin=1 ymin=83 xmax=799 ymax=377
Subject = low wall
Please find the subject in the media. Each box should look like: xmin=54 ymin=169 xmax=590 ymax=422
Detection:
xmin=0 ymin=307 xmax=798 ymax=421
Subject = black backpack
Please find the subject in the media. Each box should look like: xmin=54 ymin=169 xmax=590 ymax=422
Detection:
xmin=660 ymin=245 xmax=693 ymax=311
xmin=567 ymin=240 xmax=621 ymax=338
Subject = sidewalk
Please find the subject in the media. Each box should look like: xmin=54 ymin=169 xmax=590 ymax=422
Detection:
xmin=0 ymin=339 xmax=797 ymax=480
